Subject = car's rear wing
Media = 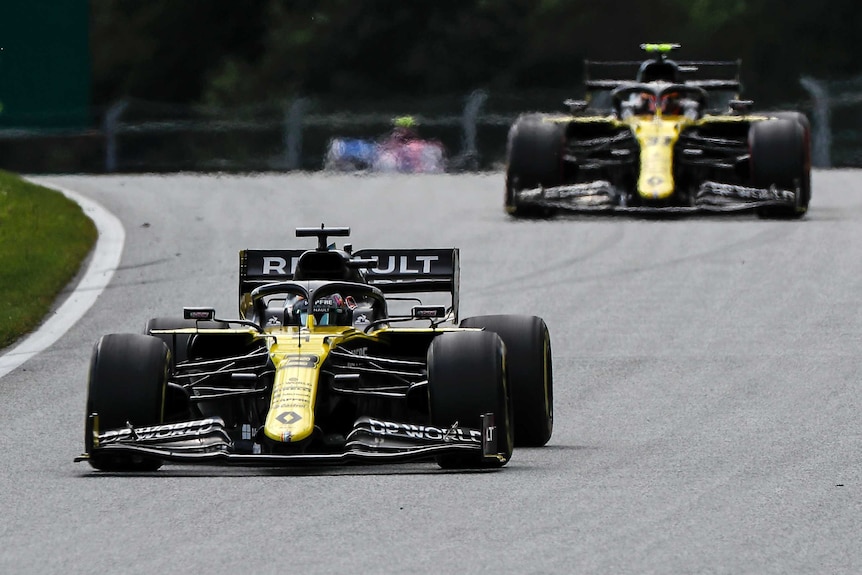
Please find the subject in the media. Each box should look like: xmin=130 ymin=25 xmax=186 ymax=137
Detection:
xmin=239 ymin=247 xmax=460 ymax=320
xmin=583 ymin=59 xmax=742 ymax=110
xmin=585 ymin=59 xmax=741 ymax=84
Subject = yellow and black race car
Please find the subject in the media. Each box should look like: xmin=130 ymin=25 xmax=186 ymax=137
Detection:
xmin=505 ymin=43 xmax=811 ymax=219
xmin=77 ymin=226 xmax=553 ymax=471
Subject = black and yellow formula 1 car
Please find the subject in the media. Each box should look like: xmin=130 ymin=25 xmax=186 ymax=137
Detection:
xmin=76 ymin=226 xmax=553 ymax=471
xmin=505 ymin=43 xmax=811 ymax=219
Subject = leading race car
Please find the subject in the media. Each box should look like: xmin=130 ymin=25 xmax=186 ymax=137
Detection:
xmin=505 ymin=43 xmax=811 ymax=219
xmin=76 ymin=226 xmax=553 ymax=471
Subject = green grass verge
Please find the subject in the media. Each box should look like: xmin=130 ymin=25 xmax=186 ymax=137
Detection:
xmin=0 ymin=171 xmax=97 ymax=349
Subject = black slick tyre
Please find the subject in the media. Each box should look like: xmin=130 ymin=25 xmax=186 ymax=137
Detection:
xmin=771 ymin=111 xmax=812 ymax=210
xmin=85 ymin=333 xmax=169 ymax=472
xmin=505 ymin=114 xmax=564 ymax=218
xmin=460 ymin=315 xmax=553 ymax=447
xmin=750 ymin=117 xmax=810 ymax=219
xmin=427 ymin=331 xmax=513 ymax=469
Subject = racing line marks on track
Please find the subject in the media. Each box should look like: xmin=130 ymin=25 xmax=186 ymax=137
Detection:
xmin=0 ymin=180 xmax=125 ymax=379
xmin=484 ymin=219 xmax=791 ymax=296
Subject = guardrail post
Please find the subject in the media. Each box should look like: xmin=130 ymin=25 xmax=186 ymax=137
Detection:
xmin=103 ymin=100 xmax=129 ymax=173
xmin=459 ymin=89 xmax=488 ymax=170
xmin=800 ymin=77 xmax=831 ymax=168
xmin=285 ymin=98 xmax=308 ymax=171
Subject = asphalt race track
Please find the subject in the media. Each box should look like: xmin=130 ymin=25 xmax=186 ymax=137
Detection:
xmin=1 ymin=171 xmax=861 ymax=574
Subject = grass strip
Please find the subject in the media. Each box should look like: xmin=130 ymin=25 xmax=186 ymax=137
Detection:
xmin=0 ymin=171 xmax=97 ymax=349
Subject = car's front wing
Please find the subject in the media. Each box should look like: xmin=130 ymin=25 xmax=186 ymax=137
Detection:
xmin=514 ymin=180 xmax=799 ymax=214
xmin=75 ymin=414 xmax=504 ymax=467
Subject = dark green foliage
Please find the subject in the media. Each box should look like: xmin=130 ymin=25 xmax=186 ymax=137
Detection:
xmin=90 ymin=0 xmax=862 ymax=110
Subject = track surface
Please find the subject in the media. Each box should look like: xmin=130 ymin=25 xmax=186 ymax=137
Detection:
xmin=2 ymin=172 xmax=861 ymax=574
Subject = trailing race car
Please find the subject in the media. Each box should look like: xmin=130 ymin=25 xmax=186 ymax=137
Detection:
xmin=77 ymin=226 xmax=553 ymax=471
xmin=505 ymin=43 xmax=811 ymax=219
xmin=324 ymin=116 xmax=447 ymax=173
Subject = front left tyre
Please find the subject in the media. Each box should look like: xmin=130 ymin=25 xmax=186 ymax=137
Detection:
xmin=85 ymin=333 xmax=169 ymax=471
xmin=750 ymin=117 xmax=811 ymax=219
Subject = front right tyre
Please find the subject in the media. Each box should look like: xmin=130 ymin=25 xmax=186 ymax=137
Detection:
xmin=427 ymin=331 xmax=513 ymax=469
xmin=85 ymin=333 xmax=170 ymax=472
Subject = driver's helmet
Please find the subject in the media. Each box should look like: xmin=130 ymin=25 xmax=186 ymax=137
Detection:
xmin=629 ymin=92 xmax=656 ymax=115
xmin=393 ymin=115 xmax=416 ymax=129
xmin=389 ymin=115 xmax=418 ymax=142
xmin=661 ymin=92 xmax=682 ymax=115
xmin=291 ymin=293 xmax=351 ymax=326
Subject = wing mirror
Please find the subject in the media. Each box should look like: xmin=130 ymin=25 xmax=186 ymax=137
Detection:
xmin=728 ymin=100 xmax=754 ymax=114
xmin=411 ymin=305 xmax=447 ymax=319
xmin=564 ymin=99 xmax=588 ymax=114
xmin=183 ymin=307 xmax=216 ymax=321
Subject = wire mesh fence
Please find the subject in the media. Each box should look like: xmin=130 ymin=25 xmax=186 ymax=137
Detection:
xmin=0 ymin=81 xmax=859 ymax=174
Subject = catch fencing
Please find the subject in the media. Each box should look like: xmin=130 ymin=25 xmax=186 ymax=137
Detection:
xmin=94 ymin=89 xmax=590 ymax=173
xmin=0 ymin=80 xmax=860 ymax=174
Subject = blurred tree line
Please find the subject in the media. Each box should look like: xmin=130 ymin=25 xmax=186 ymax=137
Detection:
xmin=91 ymin=0 xmax=862 ymax=110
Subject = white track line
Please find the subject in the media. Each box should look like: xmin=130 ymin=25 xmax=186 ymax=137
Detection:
xmin=0 ymin=180 xmax=125 ymax=379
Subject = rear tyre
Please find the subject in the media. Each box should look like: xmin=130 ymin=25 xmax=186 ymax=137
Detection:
xmin=505 ymin=114 xmax=564 ymax=218
xmin=750 ymin=117 xmax=810 ymax=219
xmin=460 ymin=315 xmax=553 ymax=447
xmin=86 ymin=334 xmax=169 ymax=471
xmin=428 ymin=331 xmax=513 ymax=468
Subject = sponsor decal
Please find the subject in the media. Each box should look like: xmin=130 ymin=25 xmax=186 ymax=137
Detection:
xmin=244 ymin=251 xmax=305 ymax=277
xmin=248 ymin=249 xmax=455 ymax=278
xmin=355 ymin=250 xmax=454 ymax=275
xmin=184 ymin=308 xmax=215 ymax=320
xmin=412 ymin=306 xmax=445 ymax=318
xmin=700 ymin=182 xmax=795 ymax=202
xmin=188 ymin=312 xmax=209 ymax=320
xmin=276 ymin=411 xmax=302 ymax=425
xmin=354 ymin=314 xmax=369 ymax=324
xmin=99 ymin=418 xmax=222 ymax=444
xmin=364 ymin=417 xmax=482 ymax=444
xmin=486 ymin=424 xmax=496 ymax=443
xmin=367 ymin=254 xmax=440 ymax=275
xmin=283 ymin=354 xmax=319 ymax=368
xmin=539 ymin=181 xmax=613 ymax=200
xmin=261 ymin=256 xmax=300 ymax=276
xmin=271 ymin=378 xmax=313 ymax=410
